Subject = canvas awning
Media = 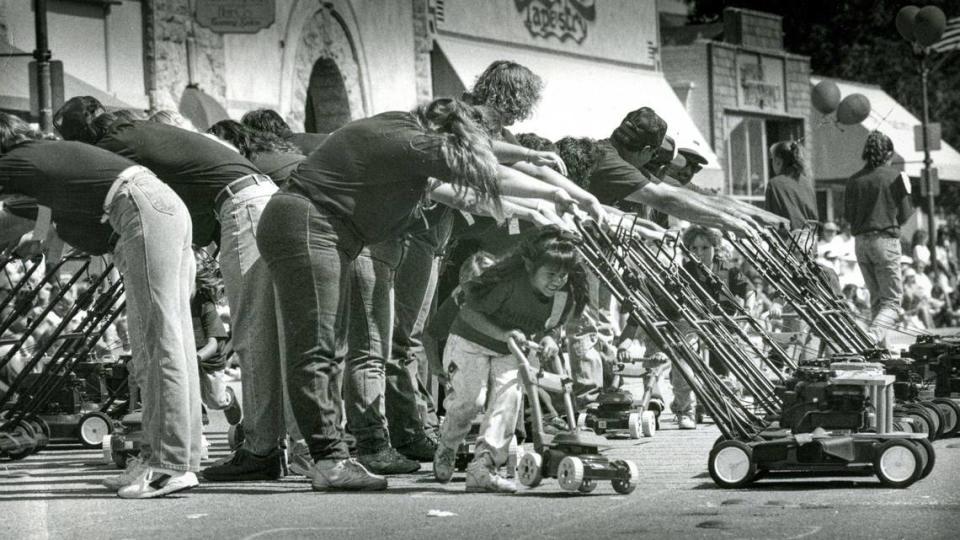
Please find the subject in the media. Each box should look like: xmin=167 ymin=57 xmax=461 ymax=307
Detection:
xmin=434 ymin=34 xmax=723 ymax=191
xmin=810 ymin=76 xmax=960 ymax=182
xmin=179 ymin=85 xmax=230 ymax=132
xmin=0 ymin=41 xmax=135 ymax=116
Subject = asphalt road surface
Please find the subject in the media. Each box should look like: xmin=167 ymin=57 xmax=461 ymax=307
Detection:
xmin=3 ymin=391 xmax=959 ymax=540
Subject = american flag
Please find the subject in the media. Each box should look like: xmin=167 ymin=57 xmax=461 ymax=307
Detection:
xmin=931 ymin=17 xmax=960 ymax=53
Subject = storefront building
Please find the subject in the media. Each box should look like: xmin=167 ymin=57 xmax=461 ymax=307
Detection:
xmin=660 ymin=7 xmax=812 ymax=202
xmin=1 ymin=0 xmax=718 ymax=188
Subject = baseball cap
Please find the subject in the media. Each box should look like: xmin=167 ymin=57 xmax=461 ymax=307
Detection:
xmin=650 ymin=135 xmax=677 ymax=166
xmin=822 ymin=221 xmax=839 ymax=232
xmin=677 ymin=146 xmax=708 ymax=167
xmin=611 ymin=107 xmax=667 ymax=151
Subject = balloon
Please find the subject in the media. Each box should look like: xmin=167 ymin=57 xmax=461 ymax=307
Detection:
xmin=895 ymin=5 xmax=919 ymax=42
xmin=836 ymin=94 xmax=871 ymax=125
xmin=914 ymin=5 xmax=946 ymax=47
xmin=811 ymin=80 xmax=841 ymax=115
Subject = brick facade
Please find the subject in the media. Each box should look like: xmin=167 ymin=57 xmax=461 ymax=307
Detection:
xmin=411 ymin=0 xmax=433 ymax=104
xmin=722 ymin=7 xmax=783 ymax=50
xmin=661 ymin=8 xmax=811 ymax=196
xmin=144 ymin=0 xmax=226 ymax=112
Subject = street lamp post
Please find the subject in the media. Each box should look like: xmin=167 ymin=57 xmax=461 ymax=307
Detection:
xmin=919 ymin=60 xmax=936 ymax=266
xmin=33 ymin=0 xmax=53 ymax=133
xmin=897 ymin=5 xmax=946 ymax=263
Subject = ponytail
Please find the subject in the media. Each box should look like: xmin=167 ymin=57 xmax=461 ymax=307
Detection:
xmin=861 ymin=130 xmax=894 ymax=170
xmin=770 ymin=140 xmax=808 ymax=179
xmin=417 ymin=98 xmax=502 ymax=212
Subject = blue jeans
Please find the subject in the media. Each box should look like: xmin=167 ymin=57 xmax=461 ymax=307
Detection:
xmin=855 ymin=234 xmax=903 ymax=347
xmin=344 ymin=240 xmax=402 ymax=453
xmin=386 ymin=234 xmax=442 ymax=447
xmin=217 ymin=175 xmax=293 ymax=456
xmin=107 ymin=168 xmax=201 ymax=472
xmin=257 ymin=191 xmax=363 ymax=461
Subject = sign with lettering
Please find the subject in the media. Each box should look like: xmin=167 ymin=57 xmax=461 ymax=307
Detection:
xmin=737 ymin=53 xmax=785 ymax=111
xmin=195 ymin=0 xmax=275 ymax=34
xmin=515 ymin=0 xmax=596 ymax=45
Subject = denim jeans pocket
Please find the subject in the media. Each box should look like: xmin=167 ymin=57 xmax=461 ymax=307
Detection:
xmin=130 ymin=179 xmax=177 ymax=217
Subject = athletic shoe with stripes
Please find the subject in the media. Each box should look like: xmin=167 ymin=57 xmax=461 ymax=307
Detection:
xmin=116 ymin=467 xmax=199 ymax=499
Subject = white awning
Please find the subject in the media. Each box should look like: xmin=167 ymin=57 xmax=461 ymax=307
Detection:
xmin=435 ymin=34 xmax=723 ymax=191
xmin=0 ymin=42 xmax=135 ymax=116
xmin=810 ymin=76 xmax=960 ymax=182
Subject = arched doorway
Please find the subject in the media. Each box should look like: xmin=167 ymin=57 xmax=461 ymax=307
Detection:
xmin=285 ymin=4 xmax=366 ymax=132
xmin=304 ymin=58 xmax=351 ymax=133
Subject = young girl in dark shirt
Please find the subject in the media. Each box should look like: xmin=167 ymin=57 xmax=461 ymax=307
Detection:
xmin=434 ymin=227 xmax=588 ymax=492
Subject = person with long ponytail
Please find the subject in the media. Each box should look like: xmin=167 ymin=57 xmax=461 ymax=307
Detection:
xmin=844 ymin=130 xmax=915 ymax=347
xmin=764 ymin=140 xmax=818 ymax=231
xmin=255 ymin=97 xmax=576 ymax=492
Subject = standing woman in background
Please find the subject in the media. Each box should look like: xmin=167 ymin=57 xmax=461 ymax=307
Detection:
xmin=764 ymin=141 xmax=818 ymax=232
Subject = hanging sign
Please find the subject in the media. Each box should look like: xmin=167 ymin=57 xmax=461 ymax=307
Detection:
xmin=195 ymin=0 xmax=275 ymax=34
xmin=515 ymin=0 xmax=596 ymax=45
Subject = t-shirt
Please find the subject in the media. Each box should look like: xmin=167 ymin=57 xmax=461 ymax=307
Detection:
xmin=449 ymin=273 xmax=573 ymax=354
xmin=286 ymin=132 xmax=328 ymax=156
xmin=844 ymin=165 xmax=914 ymax=237
xmin=191 ymin=297 xmax=228 ymax=344
xmin=96 ymin=120 xmax=261 ymax=246
xmin=0 ymin=140 xmax=132 ymax=254
xmin=764 ymin=174 xmax=818 ymax=230
xmin=251 ymin=151 xmax=305 ymax=184
xmin=587 ymin=140 xmax=653 ymax=206
xmin=286 ymin=111 xmax=453 ymax=245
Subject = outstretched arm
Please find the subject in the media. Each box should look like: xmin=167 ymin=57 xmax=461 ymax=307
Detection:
xmin=510 ymin=161 xmax=607 ymax=225
xmin=628 ymin=182 xmax=754 ymax=235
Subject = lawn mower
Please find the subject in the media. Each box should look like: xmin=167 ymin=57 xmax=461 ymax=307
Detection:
xmin=510 ymin=337 xmax=639 ymax=494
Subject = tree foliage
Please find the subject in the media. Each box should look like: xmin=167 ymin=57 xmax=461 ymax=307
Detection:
xmin=687 ymin=0 xmax=960 ymax=211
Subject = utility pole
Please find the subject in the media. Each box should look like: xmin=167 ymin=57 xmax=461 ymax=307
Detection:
xmin=897 ymin=5 xmax=947 ymax=265
xmin=33 ymin=0 xmax=53 ymax=133
xmin=919 ymin=60 xmax=937 ymax=265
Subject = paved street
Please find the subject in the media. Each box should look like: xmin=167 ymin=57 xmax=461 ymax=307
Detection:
xmin=3 ymin=380 xmax=959 ymax=540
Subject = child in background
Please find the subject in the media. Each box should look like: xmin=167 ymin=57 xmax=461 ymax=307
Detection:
xmin=192 ymin=250 xmax=242 ymax=429
xmin=432 ymin=227 xmax=588 ymax=492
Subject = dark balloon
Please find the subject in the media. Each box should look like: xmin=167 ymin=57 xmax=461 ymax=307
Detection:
xmin=811 ymin=80 xmax=841 ymax=115
xmin=896 ymin=5 xmax=919 ymax=42
xmin=836 ymin=94 xmax=871 ymax=125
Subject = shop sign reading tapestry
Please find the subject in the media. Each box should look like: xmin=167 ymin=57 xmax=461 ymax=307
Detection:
xmin=196 ymin=0 xmax=275 ymax=34
xmin=515 ymin=0 xmax=596 ymax=44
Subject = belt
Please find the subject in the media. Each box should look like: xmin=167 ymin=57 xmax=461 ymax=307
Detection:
xmin=214 ymin=175 xmax=272 ymax=213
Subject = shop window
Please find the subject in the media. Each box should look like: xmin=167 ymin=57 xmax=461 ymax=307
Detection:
xmin=727 ymin=115 xmax=767 ymax=200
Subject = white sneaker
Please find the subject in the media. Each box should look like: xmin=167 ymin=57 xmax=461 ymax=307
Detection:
xmin=117 ymin=467 xmax=199 ymax=499
xmin=103 ymin=456 xmax=147 ymax=490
